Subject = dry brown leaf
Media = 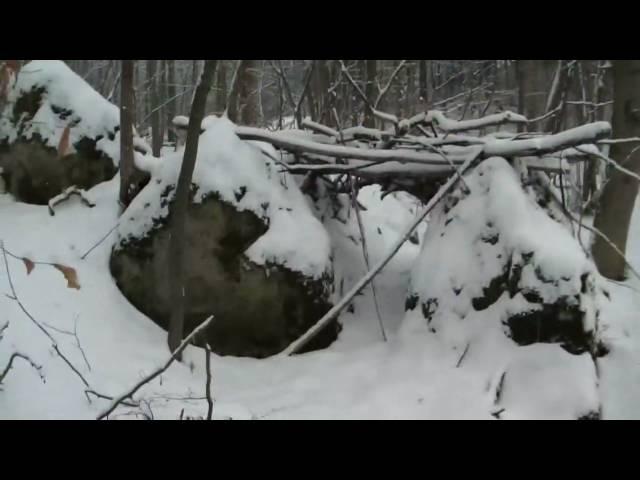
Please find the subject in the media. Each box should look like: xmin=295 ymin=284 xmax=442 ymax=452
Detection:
xmin=58 ymin=126 xmax=71 ymax=158
xmin=22 ymin=258 xmax=35 ymax=275
xmin=53 ymin=263 xmax=80 ymax=290
xmin=0 ymin=61 xmax=19 ymax=101
xmin=0 ymin=66 xmax=9 ymax=101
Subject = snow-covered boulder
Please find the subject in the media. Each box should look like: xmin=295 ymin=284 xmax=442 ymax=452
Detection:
xmin=110 ymin=117 xmax=339 ymax=358
xmin=0 ymin=60 xmax=150 ymax=204
xmin=403 ymin=157 xmax=608 ymax=419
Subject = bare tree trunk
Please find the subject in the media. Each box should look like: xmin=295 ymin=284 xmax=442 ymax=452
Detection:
xmin=166 ymin=60 xmax=177 ymax=143
xmin=405 ymin=61 xmax=415 ymax=117
xmin=147 ymin=60 xmax=162 ymax=157
xmin=363 ymin=60 xmax=377 ymax=128
xmin=237 ymin=59 xmax=263 ymax=126
xmin=543 ymin=60 xmax=573 ymax=133
xmin=214 ymin=60 xmax=228 ymax=115
xmin=225 ymin=60 xmax=243 ymax=123
xmin=592 ymin=60 xmax=640 ymax=280
xmin=167 ymin=60 xmax=218 ymax=356
xmin=119 ymin=60 xmax=136 ymax=209
xmin=418 ymin=60 xmax=433 ymax=111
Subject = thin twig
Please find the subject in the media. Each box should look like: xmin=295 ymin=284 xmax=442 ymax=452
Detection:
xmin=97 ymin=315 xmax=215 ymax=420
xmin=80 ymin=224 xmax=118 ymax=260
xmin=455 ymin=342 xmax=470 ymax=368
xmin=84 ymin=389 xmax=139 ymax=408
xmin=374 ymin=61 xmax=407 ymax=109
xmin=1 ymin=241 xmax=90 ymax=387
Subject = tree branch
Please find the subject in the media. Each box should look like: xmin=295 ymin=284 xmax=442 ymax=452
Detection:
xmin=281 ymin=146 xmax=484 ymax=356
xmin=97 ymin=316 xmax=215 ymax=420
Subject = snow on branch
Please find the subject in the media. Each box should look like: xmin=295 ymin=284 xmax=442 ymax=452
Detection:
xmin=235 ymin=126 xmax=470 ymax=166
xmin=397 ymin=110 xmax=528 ymax=135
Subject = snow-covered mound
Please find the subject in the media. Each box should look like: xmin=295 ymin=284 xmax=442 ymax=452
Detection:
xmin=111 ymin=117 xmax=337 ymax=358
xmin=402 ymin=157 xmax=607 ymax=419
xmin=117 ymin=116 xmax=331 ymax=278
xmin=0 ymin=60 xmax=152 ymax=204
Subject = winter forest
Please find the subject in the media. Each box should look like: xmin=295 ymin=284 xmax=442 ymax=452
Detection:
xmin=0 ymin=59 xmax=639 ymax=420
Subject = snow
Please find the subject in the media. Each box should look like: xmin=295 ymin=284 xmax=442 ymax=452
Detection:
xmin=116 ymin=116 xmax=331 ymax=280
xmin=0 ymin=60 xmax=153 ymax=169
xmin=401 ymin=157 xmax=604 ymax=418
xmin=3 ymin=124 xmax=640 ymax=418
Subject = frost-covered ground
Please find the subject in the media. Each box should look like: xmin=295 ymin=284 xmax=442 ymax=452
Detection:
xmin=1 ymin=170 xmax=640 ymax=419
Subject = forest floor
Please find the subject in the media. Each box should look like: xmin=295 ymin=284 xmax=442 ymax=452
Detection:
xmin=1 ymin=177 xmax=639 ymax=420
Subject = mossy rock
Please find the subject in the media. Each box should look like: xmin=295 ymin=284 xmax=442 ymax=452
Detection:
xmin=110 ymin=191 xmax=340 ymax=358
xmin=0 ymin=85 xmax=148 ymax=205
xmin=0 ymin=134 xmax=118 ymax=204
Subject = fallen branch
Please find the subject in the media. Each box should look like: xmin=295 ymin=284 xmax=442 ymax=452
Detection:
xmin=48 ymin=186 xmax=95 ymax=217
xmin=281 ymin=146 xmax=483 ymax=356
xmin=0 ymin=352 xmax=45 ymax=385
xmin=43 ymin=316 xmax=91 ymax=371
xmin=575 ymin=145 xmax=640 ymax=183
xmin=455 ymin=343 xmax=470 ymax=368
xmin=97 ymin=315 xmax=215 ymax=420
xmin=84 ymin=389 xmax=139 ymax=408
xmin=80 ymin=224 xmax=118 ymax=260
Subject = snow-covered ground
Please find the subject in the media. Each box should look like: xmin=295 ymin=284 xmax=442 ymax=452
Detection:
xmin=1 ymin=169 xmax=640 ymax=419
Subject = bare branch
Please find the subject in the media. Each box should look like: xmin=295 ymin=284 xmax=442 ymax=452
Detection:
xmin=80 ymin=224 xmax=118 ymax=260
xmin=1 ymin=241 xmax=90 ymax=388
xmin=0 ymin=352 xmax=45 ymax=384
xmin=48 ymin=186 xmax=95 ymax=217
xmin=374 ymin=60 xmax=407 ymax=109
xmin=281 ymin=146 xmax=484 ymax=356
xmin=97 ymin=316 xmax=215 ymax=420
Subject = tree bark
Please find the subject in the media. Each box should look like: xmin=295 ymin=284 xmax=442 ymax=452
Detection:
xmin=237 ymin=60 xmax=263 ymax=126
xmin=147 ymin=60 xmax=162 ymax=157
xmin=166 ymin=60 xmax=177 ymax=143
xmin=119 ymin=60 xmax=136 ymax=209
xmin=167 ymin=60 xmax=218 ymax=356
xmin=363 ymin=60 xmax=377 ymax=128
xmin=592 ymin=60 xmax=640 ymax=280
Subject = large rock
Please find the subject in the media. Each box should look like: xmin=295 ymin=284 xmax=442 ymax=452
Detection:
xmin=111 ymin=117 xmax=340 ymax=358
xmin=0 ymin=60 xmax=150 ymax=204
xmin=402 ymin=157 xmax=608 ymax=419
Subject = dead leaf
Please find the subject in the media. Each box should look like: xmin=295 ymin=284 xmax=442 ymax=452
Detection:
xmin=58 ymin=126 xmax=71 ymax=158
xmin=0 ymin=61 xmax=19 ymax=101
xmin=0 ymin=66 xmax=9 ymax=101
xmin=22 ymin=258 xmax=35 ymax=275
xmin=53 ymin=264 xmax=80 ymax=290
